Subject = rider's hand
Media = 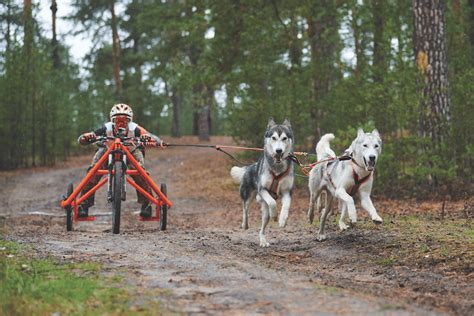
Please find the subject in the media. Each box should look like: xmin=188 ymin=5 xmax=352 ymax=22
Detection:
xmin=79 ymin=132 xmax=96 ymax=145
xmin=160 ymin=140 xmax=168 ymax=148
xmin=140 ymin=134 xmax=152 ymax=143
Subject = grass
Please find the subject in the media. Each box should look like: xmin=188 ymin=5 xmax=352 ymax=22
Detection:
xmin=377 ymin=256 xmax=397 ymax=267
xmin=357 ymin=214 xmax=473 ymax=270
xmin=0 ymin=239 xmax=165 ymax=315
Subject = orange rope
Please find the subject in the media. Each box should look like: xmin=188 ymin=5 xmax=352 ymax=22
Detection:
xmin=215 ymin=145 xmax=316 ymax=158
xmin=215 ymin=145 xmax=263 ymax=151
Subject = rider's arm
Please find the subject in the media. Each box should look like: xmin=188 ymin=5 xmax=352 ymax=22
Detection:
xmin=77 ymin=125 xmax=107 ymax=145
xmin=135 ymin=125 xmax=163 ymax=145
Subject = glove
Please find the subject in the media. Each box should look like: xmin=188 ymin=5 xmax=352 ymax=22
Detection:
xmin=79 ymin=132 xmax=96 ymax=145
xmin=140 ymin=134 xmax=152 ymax=142
xmin=140 ymin=134 xmax=157 ymax=147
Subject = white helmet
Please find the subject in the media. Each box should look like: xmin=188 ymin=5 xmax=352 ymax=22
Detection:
xmin=110 ymin=103 xmax=133 ymax=121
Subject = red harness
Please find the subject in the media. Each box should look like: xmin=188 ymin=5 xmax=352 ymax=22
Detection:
xmin=268 ymin=166 xmax=291 ymax=200
xmin=325 ymin=159 xmax=372 ymax=196
xmin=348 ymin=164 xmax=372 ymax=196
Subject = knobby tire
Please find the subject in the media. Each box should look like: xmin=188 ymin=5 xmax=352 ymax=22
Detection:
xmin=112 ymin=161 xmax=123 ymax=234
xmin=160 ymin=183 xmax=168 ymax=231
xmin=66 ymin=183 xmax=73 ymax=231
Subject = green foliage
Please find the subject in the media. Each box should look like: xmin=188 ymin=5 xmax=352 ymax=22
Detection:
xmin=0 ymin=1 xmax=472 ymax=195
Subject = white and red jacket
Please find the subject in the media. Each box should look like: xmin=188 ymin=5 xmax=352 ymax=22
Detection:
xmin=78 ymin=122 xmax=161 ymax=145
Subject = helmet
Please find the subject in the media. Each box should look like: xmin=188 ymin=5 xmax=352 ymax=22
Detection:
xmin=110 ymin=103 xmax=133 ymax=122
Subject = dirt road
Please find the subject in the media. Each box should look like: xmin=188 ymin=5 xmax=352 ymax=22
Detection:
xmin=1 ymin=137 xmax=472 ymax=315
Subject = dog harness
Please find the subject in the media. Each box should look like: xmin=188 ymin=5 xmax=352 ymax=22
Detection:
xmin=268 ymin=165 xmax=291 ymax=200
xmin=325 ymin=159 xmax=372 ymax=196
xmin=348 ymin=163 xmax=372 ymax=196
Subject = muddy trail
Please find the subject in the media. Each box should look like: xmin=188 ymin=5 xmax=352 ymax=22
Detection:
xmin=1 ymin=136 xmax=472 ymax=315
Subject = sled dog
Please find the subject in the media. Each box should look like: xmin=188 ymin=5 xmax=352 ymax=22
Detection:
xmin=307 ymin=129 xmax=383 ymax=241
xmin=230 ymin=118 xmax=295 ymax=247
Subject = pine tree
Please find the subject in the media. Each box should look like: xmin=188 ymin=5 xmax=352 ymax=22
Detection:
xmin=413 ymin=0 xmax=451 ymax=144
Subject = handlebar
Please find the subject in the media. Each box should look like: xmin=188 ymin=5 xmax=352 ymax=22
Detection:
xmin=93 ymin=136 xmax=160 ymax=148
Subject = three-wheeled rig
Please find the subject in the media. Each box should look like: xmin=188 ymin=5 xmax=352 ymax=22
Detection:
xmin=60 ymin=133 xmax=172 ymax=234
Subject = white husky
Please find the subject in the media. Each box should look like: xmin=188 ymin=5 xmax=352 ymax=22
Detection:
xmin=307 ymin=129 xmax=383 ymax=241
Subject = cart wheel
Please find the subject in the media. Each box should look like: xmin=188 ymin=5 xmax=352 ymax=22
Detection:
xmin=160 ymin=183 xmax=168 ymax=231
xmin=112 ymin=161 xmax=123 ymax=234
xmin=66 ymin=183 xmax=73 ymax=232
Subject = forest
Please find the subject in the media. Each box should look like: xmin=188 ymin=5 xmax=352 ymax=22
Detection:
xmin=0 ymin=0 xmax=473 ymax=196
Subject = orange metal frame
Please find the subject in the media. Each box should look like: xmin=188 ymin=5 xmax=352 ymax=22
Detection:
xmin=60 ymin=138 xmax=173 ymax=222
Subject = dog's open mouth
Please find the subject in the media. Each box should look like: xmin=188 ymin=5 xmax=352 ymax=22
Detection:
xmin=273 ymin=153 xmax=283 ymax=163
xmin=364 ymin=157 xmax=376 ymax=171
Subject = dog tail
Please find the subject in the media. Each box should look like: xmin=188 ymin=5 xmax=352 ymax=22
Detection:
xmin=230 ymin=166 xmax=247 ymax=183
xmin=316 ymin=133 xmax=336 ymax=161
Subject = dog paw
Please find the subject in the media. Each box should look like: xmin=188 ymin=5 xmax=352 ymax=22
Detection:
xmin=339 ymin=222 xmax=349 ymax=231
xmin=259 ymin=237 xmax=270 ymax=247
xmin=278 ymin=219 xmax=287 ymax=228
xmin=317 ymin=233 xmax=327 ymax=242
xmin=242 ymin=223 xmax=249 ymax=230
xmin=307 ymin=213 xmax=314 ymax=224
xmin=372 ymin=215 xmax=383 ymax=224
xmin=372 ymin=218 xmax=383 ymax=225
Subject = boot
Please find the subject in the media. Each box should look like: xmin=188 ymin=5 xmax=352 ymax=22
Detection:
xmin=140 ymin=203 xmax=152 ymax=218
xmin=78 ymin=205 xmax=89 ymax=218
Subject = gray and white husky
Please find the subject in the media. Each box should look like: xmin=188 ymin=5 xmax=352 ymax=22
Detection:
xmin=230 ymin=118 xmax=295 ymax=247
xmin=307 ymin=129 xmax=383 ymax=241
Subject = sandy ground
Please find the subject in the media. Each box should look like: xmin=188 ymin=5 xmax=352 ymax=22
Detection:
xmin=0 ymin=136 xmax=472 ymax=315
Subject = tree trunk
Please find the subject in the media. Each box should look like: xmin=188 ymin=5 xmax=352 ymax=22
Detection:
xmin=51 ymin=0 xmax=60 ymax=69
xmin=6 ymin=0 xmax=12 ymax=51
xmin=289 ymin=13 xmax=301 ymax=72
xmin=198 ymin=104 xmax=211 ymax=141
xmin=413 ymin=0 xmax=451 ymax=144
xmin=469 ymin=0 xmax=474 ymax=48
xmin=192 ymin=83 xmax=201 ymax=136
xmin=110 ymin=0 xmax=122 ymax=99
xmin=24 ymin=0 xmax=35 ymax=167
xmin=372 ymin=0 xmax=387 ymax=83
xmin=307 ymin=1 xmax=338 ymax=139
xmin=171 ymin=87 xmax=181 ymax=137
xmin=351 ymin=0 xmax=366 ymax=79
xmin=193 ymin=84 xmax=211 ymax=141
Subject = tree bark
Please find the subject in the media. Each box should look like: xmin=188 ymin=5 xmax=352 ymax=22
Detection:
xmin=372 ymin=0 xmax=387 ymax=83
xmin=171 ymin=87 xmax=181 ymax=137
xmin=413 ymin=0 xmax=451 ymax=144
xmin=5 ymin=0 xmax=12 ymax=51
xmin=468 ymin=0 xmax=474 ymax=48
xmin=110 ymin=0 xmax=122 ymax=99
xmin=307 ymin=1 xmax=338 ymax=139
xmin=24 ymin=0 xmax=35 ymax=167
xmin=51 ymin=0 xmax=60 ymax=69
xmin=193 ymin=84 xmax=211 ymax=141
xmin=350 ymin=0 xmax=366 ymax=79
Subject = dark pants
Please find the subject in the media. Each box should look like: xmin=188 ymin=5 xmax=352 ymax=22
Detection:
xmin=79 ymin=147 xmax=153 ymax=208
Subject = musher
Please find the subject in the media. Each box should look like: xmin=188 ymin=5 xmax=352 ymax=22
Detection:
xmin=77 ymin=103 xmax=165 ymax=218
